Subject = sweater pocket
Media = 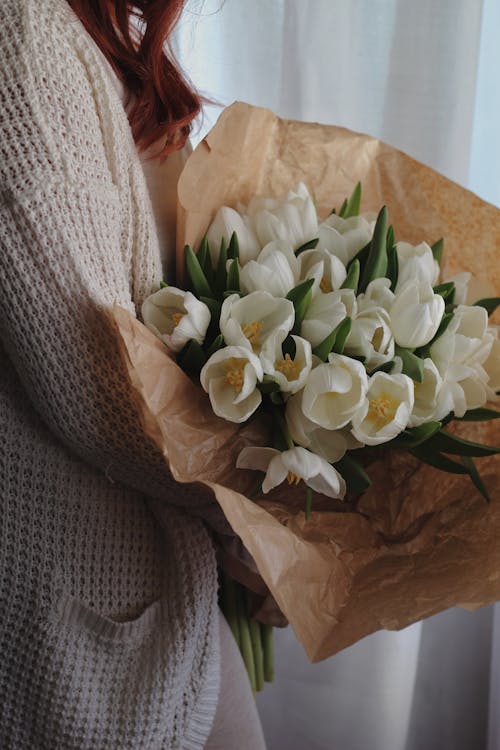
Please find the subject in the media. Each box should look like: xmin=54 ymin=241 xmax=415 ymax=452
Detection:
xmin=32 ymin=592 xmax=189 ymax=749
xmin=54 ymin=594 xmax=163 ymax=645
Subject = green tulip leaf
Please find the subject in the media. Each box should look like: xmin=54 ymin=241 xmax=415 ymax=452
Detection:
xmin=433 ymin=282 xmax=456 ymax=304
xmin=200 ymin=296 xmax=221 ymax=323
xmin=431 ymin=238 xmax=444 ymax=265
xmin=286 ymin=278 xmax=314 ymax=334
xmin=394 ymin=345 xmax=425 ymax=383
xmin=258 ymin=376 xmax=282 ymax=395
xmin=338 ymin=198 xmax=348 ymax=217
xmin=185 ymin=245 xmax=214 ymax=299
xmin=386 ymin=243 xmax=399 ymax=291
xmin=473 ymin=297 xmax=500 ymax=316
xmin=411 ymin=446 xmax=492 ymax=502
xmin=227 ymin=231 xmax=240 ymax=260
xmin=331 ymin=316 xmax=352 ymax=355
xmin=425 ymin=430 xmax=500 ymax=457
xmin=460 ymin=456 xmax=491 ymax=503
xmin=177 ymin=339 xmax=207 ymax=374
xmin=391 ymin=421 xmax=442 ymax=448
xmin=159 ymin=280 xmax=168 ymax=289
xmin=341 ymin=259 xmax=360 ymax=292
xmin=386 ymin=224 xmax=395 ymax=250
xmin=359 ymin=205 xmax=388 ymax=292
xmin=198 ymin=236 xmax=214 ymax=283
xmin=312 ymin=319 xmax=352 ymax=362
xmin=312 ymin=328 xmax=339 ymax=362
xmin=455 ymin=407 xmax=500 ymax=422
xmin=339 ymin=181 xmax=362 ymax=219
xmin=205 ymin=334 xmax=225 ymax=358
xmin=226 ymin=258 xmax=241 ymax=293
xmin=215 ymin=237 xmax=228 ymax=297
xmin=295 ymin=238 xmax=319 ymax=255
xmin=347 ymin=240 xmax=371 ymax=275
xmin=370 ymin=360 xmax=396 ymax=375
xmin=432 ymin=311 xmax=454 ymax=342
xmin=410 ymin=446 xmax=470 ymax=474
xmin=335 ymin=454 xmax=371 ymax=496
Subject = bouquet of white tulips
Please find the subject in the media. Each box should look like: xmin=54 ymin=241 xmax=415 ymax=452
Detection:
xmin=141 ymin=178 xmax=499 ymax=690
xmin=110 ymin=102 xmax=500 ymax=684
xmin=142 ymin=181 xmax=499 ymax=514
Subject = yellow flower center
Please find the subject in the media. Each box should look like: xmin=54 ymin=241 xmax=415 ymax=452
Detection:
xmin=172 ymin=312 xmax=186 ymax=328
xmin=224 ymin=357 xmax=247 ymax=393
xmin=276 ymin=353 xmax=303 ymax=382
xmin=287 ymin=470 xmax=301 ymax=485
xmin=320 ymin=276 xmax=333 ymax=293
xmin=366 ymin=392 xmax=399 ymax=431
xmin=371 ymin=326 xmax=384 ymax=350
xmin=242 ymin=320 xmax=264 ymax=348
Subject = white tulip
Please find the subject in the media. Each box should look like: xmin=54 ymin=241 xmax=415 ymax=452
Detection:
xmin=301 ymin=291 xmax=347 ymax=348
xmin=206 ymin=206 xmax=260 ymax=265
xmin=359 ymin=277 xmax=395 ymax=313
xmin=239 ymin=240 xmax=300 ymax=297
xmin=432 ymin=305 xmax=489 ymax=371
xmin=200 ymin=345 xmax=263 ymax=423
xmin=317 ymin=213 xmax=375 ymax=265
xmin=141 ymin=287 xmax=211 ymax=353
xmin=431 ymin=305 xmax=494 ymax=417
xmin=394 ymin=242 xmax=440 ymax=292
xmin=390 ymin=281 xmax=445 ymax=349
xmin=433 ymin=363 xmax=490 ymax=419
xmin=299 ymin=247 xmax=347 ymax=295
xmin=286 ymin=392 xmax=363 ymax=462
xmin=345 ymin=305 xmax=395 ymax=371
xmin=236 ymin=445 xmax=346 ymax=500
xmin=337 ymin=287 xmax=357 ymax=316
xmin=408 ymin=358 xmax=443 ymax=426
xmin=260 ymin=335 xmax=312 ymax=394
xmin=302 ymin=353 xmax=369 ymax=430
xmin=334 ymin=284 xmax=393 ymax=370
xmin=351 ymin=372 xmax=414 ymax=445
xmin=247 ymin=182 xmax=319 ymax=251
xmin=220 ymin=292 xmax=295 ymax=355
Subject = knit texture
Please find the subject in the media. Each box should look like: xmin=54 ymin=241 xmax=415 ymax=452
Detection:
xmin=0 ymin=0 xmax=221 ymax=746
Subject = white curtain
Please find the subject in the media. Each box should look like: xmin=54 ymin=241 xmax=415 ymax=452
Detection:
xmin=173 ymin=2 xmax=500 ymax=748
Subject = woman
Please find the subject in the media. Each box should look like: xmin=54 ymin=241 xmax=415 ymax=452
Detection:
xmin=0 ymin=0 xmax=267 ymax=746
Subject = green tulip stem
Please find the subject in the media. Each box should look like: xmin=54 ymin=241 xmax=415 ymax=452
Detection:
xmin=236 ymin=584 xmax=257 ymax=694
xmin=262 ymin=623 xmax=275 ymax=683
xmin=246 ymin=590 xmax=265 ymax=692
xmin=274 ymin=409 xmax=294 ymax=450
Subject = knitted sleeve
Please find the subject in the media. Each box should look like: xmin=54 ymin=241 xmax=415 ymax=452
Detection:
xmin=0 ymin=2 xmax=227 ymax=526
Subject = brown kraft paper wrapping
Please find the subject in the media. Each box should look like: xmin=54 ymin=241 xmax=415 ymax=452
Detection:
xmin=109 ymin=102 xmax=500 ymax=662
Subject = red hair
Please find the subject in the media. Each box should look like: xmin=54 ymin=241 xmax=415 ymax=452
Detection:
xmin=67 ymin=0 xmax=202 ymax=161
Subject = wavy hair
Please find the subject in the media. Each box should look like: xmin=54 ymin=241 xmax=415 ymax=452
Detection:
xmin=67 ymin=0 xmax=202 ymax=161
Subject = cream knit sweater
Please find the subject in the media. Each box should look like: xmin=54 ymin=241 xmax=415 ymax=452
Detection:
xmin=0 ymin=0 xmax=222 ymax=747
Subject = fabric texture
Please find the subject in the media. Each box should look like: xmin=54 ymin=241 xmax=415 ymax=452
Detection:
xmin=0 ymin=0 xmax=223 ymax=747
